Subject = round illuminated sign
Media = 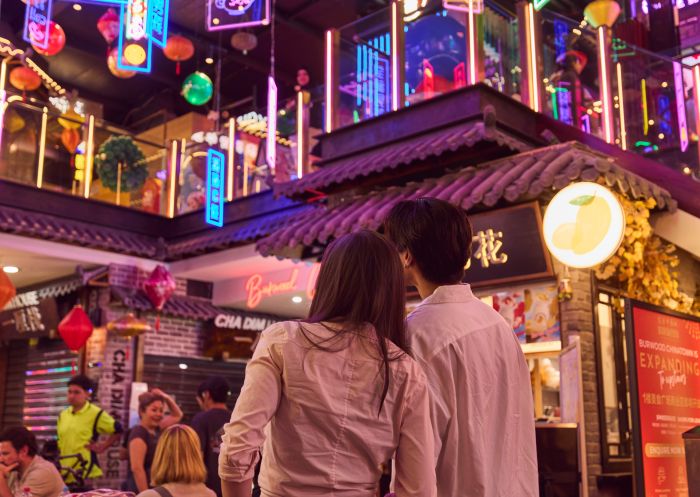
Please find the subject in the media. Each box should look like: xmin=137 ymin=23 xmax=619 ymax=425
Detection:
xmin=543 ymin=182 xmax=625 ymax=268
xmin=123 ymin=43 xmax=147 ymax=66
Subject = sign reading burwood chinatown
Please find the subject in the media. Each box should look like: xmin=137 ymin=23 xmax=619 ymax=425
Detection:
xmin=626 ymin=301 xmax=700 ymax=497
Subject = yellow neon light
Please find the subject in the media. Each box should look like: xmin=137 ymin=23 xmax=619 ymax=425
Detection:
xmin=0 ymin=58 xmax=8 ymax=91
xmin=325 ymin=30 xmax=334 ymax=132
xmin=0 ymin=38 xmax=66 ymax=94
xmin=168 ymin=140 xmax=178 ymax=218
xmin=83 ymin=115 xmax=95 ymax=198
xmin=391 ymin=2 xmax=401 ymax=111
xmin=36 ymin=107 xmax=48 ymax=188
xmin=616 ymin=63 xmax=626 ymax=150
xmin=227 ymin=118 xmax=235 ymax=202
xmin=296 ymin=91 xmax=305 ymax=179
xmin=525 ymin=4 xmax=540 ymax=112
xmin=642 ymin=78 xmax=648 ymax=136
xmin=597 ymin=27 xmax=613 ymax=144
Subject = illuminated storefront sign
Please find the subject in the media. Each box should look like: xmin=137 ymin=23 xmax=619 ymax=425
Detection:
xmin=0 ymin=291 xmax=60 ymax=340
xmin=207 ymin=0 xmax=270 ymax=31
xmin=205 ymin=148 xmax=225 ymax=227
xmin=205 ymin=310 xmax=279 ymax=359
xmin=117 ymin=0 xmax=153 ymax=73
xmin=245 ymin=269 xmax=299 ymax=309
xmin=23 ymin=0 xmax=53 ymax=50
xmin=148 ymin=0 xmax=169 ymax=48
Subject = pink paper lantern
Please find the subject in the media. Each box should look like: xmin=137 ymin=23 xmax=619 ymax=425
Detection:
xmin=97 ymin=8 xmax=120 ymax=45
xmin=143 ymin=265 xmax=176 ymax=330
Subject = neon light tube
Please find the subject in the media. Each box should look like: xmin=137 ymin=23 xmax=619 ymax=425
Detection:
xmin=616 ymin=63 xmax=627 ymax=150
xmin=83 ymin=115 xmax=95 ymax=198
xmin=673 ymin=62 xmax=688 ymax=152
xmin=642 ymin=79 xmax=648 ymax=136
xmin=36 ymin=107 xmax=48 ymax=188
xmin=167 ymin=140 xmax=178 ymax=217
xmin=391 ymin=1 xmax=401 ymax=111
xmin=325 ymin=30 xmax=334 ymax=132
xmin=296 ymin=91 xmax=305 ymax=179
xmin=597 ymin=27 xmax=614 ymax=144
xmin=227 ymin=118 xmax=235 ymax=201
xmin=694 ymin=66 xmax=700 ymax=171
xmin=468 ymin=2 xmax=477 ymax=85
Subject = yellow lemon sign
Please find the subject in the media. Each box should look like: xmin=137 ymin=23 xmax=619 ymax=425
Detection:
xmin=543 ymin=182 xmax=625 ymax=268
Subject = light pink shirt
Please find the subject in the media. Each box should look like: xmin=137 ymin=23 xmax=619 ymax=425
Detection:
xmin=218 ymin=321 xmax=437 ymax=497
xmin=407 ymin=285 xmax=538 ymax=497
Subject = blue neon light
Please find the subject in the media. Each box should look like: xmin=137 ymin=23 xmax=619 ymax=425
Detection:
xmin=23 ymin=0 xmax=53 ymax=50
xmin=117 ymin=1 xmax=153 ymax=73
xmin=149 ymin=0 xmax=169 ymax=48
xmin=205 ymin=148 xmax=225 ymax=228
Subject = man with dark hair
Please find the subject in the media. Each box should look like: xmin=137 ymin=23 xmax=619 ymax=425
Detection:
xmin=384 ymin=198 xmax=538 ymax=497
xmin=56 ymin=374 xmax=123 ymax=487
xmin=192 ymin=376 xmax=231 ymax=497
xmin=0 ymin=427 xmax=64 ymax=497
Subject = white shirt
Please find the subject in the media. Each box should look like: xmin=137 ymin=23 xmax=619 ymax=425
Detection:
xmin=407 ymin=285 xmax=538 ymax=497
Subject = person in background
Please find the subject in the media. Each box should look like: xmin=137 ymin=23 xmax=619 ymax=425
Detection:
xmin=0 ymin=426 xmax=65 ymax=497
xmin=136 ymin=424 xmax=215 ymax=497
xmin=191 ymin=377 xmax=231 ymax=497
xmin=219 ymin=230 xmax=436 ymax=497
xmin=125 ymin=390 xmax=183 ymax=493
xmin=57 ymin=374 xmax=123 ymax=487
xmin=384 ymin=198 xmax=538 ymax=497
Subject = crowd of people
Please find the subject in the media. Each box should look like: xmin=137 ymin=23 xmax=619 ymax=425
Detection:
xmin=2 ymin=198 xmax=539 ymax=497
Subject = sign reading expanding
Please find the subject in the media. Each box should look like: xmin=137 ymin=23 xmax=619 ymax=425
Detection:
xmin=207 ymin=0 xmax=271 ymax=31
xmin=543 ymin=182 xmax=625 ymax=269
xmin=626 ymin=301 xmax=700 ymax=497
xmin=23 ymin=0 xmax=54 ymax=50
xmin=205 ymin=148 xmax=225 ymax=227
xmin=118 ymin=0 xmax=153 ymax=73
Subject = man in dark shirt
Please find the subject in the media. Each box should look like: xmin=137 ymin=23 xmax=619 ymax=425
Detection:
xmin=191 ymin=376 xmax=231 ymax=497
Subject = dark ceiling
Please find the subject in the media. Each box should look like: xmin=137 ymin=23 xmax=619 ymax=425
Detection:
xmin=0 ymin=0 xmax=391 ymax=126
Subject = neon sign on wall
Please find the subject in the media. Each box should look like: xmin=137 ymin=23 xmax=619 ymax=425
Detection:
xmin=117 ymin=0 xmax=153 ymax=73
xmin=206 ymin=148 xmax=225 ymax=227
xmin=23 ymin=0 xmax=53 ymax=50
xmin=207 ymin=0 xmax=270 ymax=31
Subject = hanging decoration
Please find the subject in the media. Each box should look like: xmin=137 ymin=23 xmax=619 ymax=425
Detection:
xmin=61 ymin=128 xmax=81 ymax=154
xmin=94 ymin=135 xmax=148 ymax=192
xmin=107 ymin=46 xmax=137 ymax=78
xmin=163 ymin=34 xmax=194 ymax=75
xmin=148 ymin=0 xmax=170 ymax=48
xmin=230 ymin=31 xmax=257 ymax=54
xmin=584 ymin=0 xmax=621 ymax=28
xmin=205 ymin=148 xmax=225 ymax=227
xmin=5 ymin=109 xmax=26 ymax=134
xmin=23 ymin=0 xmax=54 ymax=51
xmin=117 ymin=0 xmax=153 ymax=73
xmin=58 ymin=109 xmax=84 ymax=130
xmin=142 ymin=265 xmax=176 ymax=331
xmin=182 ymin=71 xmax=214 ymax=106
xmin=107 ymin=312 xmax=153 ymax=338
xmin=0 ymin=270 xmax=17 ymax=311
xmin=9 ymin=66 xmax=41 ymax=96
xmin=207 ymin=0 xmax=271 ymax=31
xmin=58 ymin=305 xmax=94 ymax=352
xmin=97 ymin=8 xmax=121 ymax=46
xmin=31 ymin=21 xmax=66 ymax=56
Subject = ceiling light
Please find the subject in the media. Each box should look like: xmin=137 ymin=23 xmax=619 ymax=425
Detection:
xmin=73 ymin=3 xmax=82 ymax=11
xmin=682 ymin=166 xmax=692 ymax=175
xmin=205 ymin=57 xmax=214 ymax=65
xmin=178 ymin=363 xmax=188 ymax=370
xmin=2 ymin=266 xmax=19 ymax=274
xmin=291 ymin=296 xmax=303 ymax=304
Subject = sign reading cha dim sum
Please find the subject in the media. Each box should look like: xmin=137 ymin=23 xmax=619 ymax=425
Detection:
xmin=543 ymin=182 xmax=626 ymax=269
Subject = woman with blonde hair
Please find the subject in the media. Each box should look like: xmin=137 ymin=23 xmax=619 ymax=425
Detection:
xmin=137 ymin=424 xmax=215 ymax=497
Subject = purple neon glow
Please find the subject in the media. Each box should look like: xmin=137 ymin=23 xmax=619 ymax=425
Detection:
xmin=0 ymin=90 xmax=6 ymax=154
xmin=673 ymin=62 xmax=689 ymax=152
xmin=206 ymin=0 xmax=270 ymax=31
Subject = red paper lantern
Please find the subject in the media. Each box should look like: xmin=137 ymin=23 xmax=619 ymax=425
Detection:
xmin=143 ymin=265 xmax=176 ymax=330
xmin=58 ymin=305 xmax=94 ymax=352
xmin=31 ymin=21 xmax=66 ymax=57
xmin=97 ymin=8 xmax=120 ymax=45
xmin=61 ymin=128 xmax=81 ymax=154
xmin=163 ymin=35 xmax=194 ymax=75
xmin=0 ymin=270 xmax=16 ymax=311
xmin=9 ymin=66 xmax=41 ymax=92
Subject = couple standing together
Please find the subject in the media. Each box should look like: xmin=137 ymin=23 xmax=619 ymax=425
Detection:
xmin=218 ymin=199 xmax=538 ymax=497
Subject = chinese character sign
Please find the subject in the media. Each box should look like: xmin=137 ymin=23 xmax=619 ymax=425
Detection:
xmin=206 ymin=148 xmax=225 ymax=227
xmin=148 ymin=0 xmax=169 ymax=48
xmin=207 ymin=0 xmax=270 ymax=31
xmin=118 ymin=0 xmax=153 ymax=73
xmin=23 ymin=0 xmax=53 ymax=50
xmin=627 ymin=302 xmax=700 ymax=497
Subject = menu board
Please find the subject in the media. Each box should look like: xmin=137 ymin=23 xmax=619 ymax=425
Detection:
xmin=626 ymin=300 xmax=700 ymax=497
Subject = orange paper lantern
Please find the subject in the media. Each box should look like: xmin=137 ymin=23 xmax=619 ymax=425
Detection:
xmin=61 ymin=128 xmax=81 ymax=154
xmin=163 ymin=34 xmax=194 ymax=75
xmin=0 ymin=270 xmax=16 ymax=311
xmin=9 ymin=66 xmax=41 ymax=92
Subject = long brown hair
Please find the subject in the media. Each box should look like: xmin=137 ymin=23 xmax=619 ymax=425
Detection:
xmin=304 ymin=230 xmax=408 ymax=414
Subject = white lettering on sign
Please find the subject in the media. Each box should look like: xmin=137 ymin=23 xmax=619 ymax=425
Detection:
xmin=4 ymin=291 xmax=40 ymax=311
xmin=214 ymin=314 xmax=276 ymax=331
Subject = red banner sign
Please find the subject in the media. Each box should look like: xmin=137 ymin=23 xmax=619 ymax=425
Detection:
xmin=626 ymin=301 xmax=700 ymax=497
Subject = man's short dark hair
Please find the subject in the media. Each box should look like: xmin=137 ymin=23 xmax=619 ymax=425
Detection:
xmin=384 ymin=198 xmax=473 ymax=285
xmin=0 ymin=427 xmax=38 ymax=457
xmin=197 ymin=376 xmax=230 ymax=404
xmin=68 ymin=374 xmax=95 ymax=393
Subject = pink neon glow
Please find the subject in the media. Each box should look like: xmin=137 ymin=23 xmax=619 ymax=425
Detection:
xmin=597 ymin=27 xmax=613 ymax=144
xmin=391 ymin=2 xmax=400 ymax=111
xmin=673 ymin=62 xmax=689 ymax=152
xmin=0 ymin=90 xmax=6 ymax=152
xmin=467 ymin=5 xmax=477 ymax=85
xmin=325 ymin=30 xmax=333 ymax=132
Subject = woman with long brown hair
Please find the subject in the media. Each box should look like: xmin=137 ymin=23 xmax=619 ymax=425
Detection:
xmin=219 ymin=230 xmax=436 ymax=497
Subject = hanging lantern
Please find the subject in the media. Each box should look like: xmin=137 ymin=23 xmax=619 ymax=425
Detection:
xmin=0 ymin=270 xmax=16 ymax=311
xmin=584 ymin=0 xmax=621 ymax=28
xmin=143 ymin=265 xmax=176 ymax=330
xmin=163 ymin=34 xmax=194 ymax=75
xmin=97 ymin=8 xmax=120 ymax=46
xmin=107 ymin=313 xmax=153 ymax=338
xmin=58 ymin=109 xmax=84 ymax=130
xmin=182 ymin=72 xmax=213 ymax=106
xmin=231 ymin=32 xmax=257 ymax=54
xmin=61 ymin=128 xmax=81 ymax=154
xmin=58 ymin=305 xmax=94 ymax=352
xmin=107 ymin=47 xmax=137 ymax=79
xmin=31 ymin=21 xmax=66 ymax=57
xmin=9 ymin=66 xmax=41 ymax=93
xmin=5 ymin=109 xmax=26 ymax=134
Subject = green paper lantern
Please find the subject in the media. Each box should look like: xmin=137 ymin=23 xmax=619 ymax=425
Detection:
xmin=182 ymin=71 xmax=213 ymax=106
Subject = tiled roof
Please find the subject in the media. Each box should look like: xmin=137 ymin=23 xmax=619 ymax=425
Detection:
xmin=111 ymin=286 xmax=222 ymax=320
xmin=257 ymin=142 xmax=677 ymax=256
xmin=274 ymin=121 xmax=531 ymax=197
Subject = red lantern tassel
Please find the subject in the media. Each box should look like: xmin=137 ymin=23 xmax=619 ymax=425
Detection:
xmin=176 ymin=61 xmax=181 ymax=75
xmin=155 ymin=313 xmax=161 ymax=331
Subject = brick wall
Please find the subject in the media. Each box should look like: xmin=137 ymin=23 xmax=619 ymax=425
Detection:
xmin=554 ymin=259 xmax=601 ymax=497
xmin=142 ymin=316 xmax=205 ymax=358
